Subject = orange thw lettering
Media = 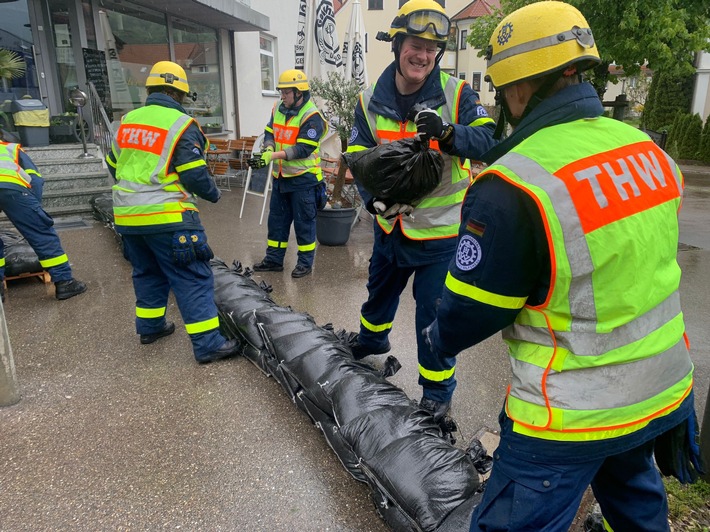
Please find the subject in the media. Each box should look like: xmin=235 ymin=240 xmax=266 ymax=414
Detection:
xmin=555 ymin=141 xmax=680 ymax=234
xmin=117 ymin=125 xmax=167 ymax=156
xmin=273 ymin=123 xmax=299 ymax=145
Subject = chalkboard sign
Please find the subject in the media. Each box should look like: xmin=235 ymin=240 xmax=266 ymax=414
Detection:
xmin=82 ymin=48 xmax=113 ymax=122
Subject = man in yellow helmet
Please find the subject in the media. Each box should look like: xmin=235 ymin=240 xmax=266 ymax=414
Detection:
xmin=345 ymin=0 xmax=496 ymax=421
xmin=251 ymin=69 xmax=328 ymax=278
xmin=107 ymin=60 xmax=240 ymax=364
xmin=422 ymin=2 xmax=702 ymax=529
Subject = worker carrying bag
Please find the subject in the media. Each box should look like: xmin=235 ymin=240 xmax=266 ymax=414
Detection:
xmin=343 ymin=137 xmax=444 ymax=205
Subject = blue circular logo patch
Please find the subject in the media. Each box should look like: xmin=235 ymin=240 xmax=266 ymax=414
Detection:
xmin=456 ymin=234 xmax=482 ymax=271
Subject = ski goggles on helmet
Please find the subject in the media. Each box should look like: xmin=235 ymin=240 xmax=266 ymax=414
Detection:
xmin=392 ymin=9 xmax=451 ymax=39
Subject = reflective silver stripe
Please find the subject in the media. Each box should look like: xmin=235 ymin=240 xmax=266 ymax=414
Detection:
xmin=488 ymin=29 xmax=594 ymax=69
xmin=503 ymin=291 xmax=683 ymax=356
xmin=499 ymin=152 xmax=597 ymax=323
xmin=509 ymin=338 xmax=693 ymax=410
xmin=148 ymin=115 xmax=192 ymax=185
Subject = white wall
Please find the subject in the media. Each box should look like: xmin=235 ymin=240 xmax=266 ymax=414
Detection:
xmin=233 ymin=0 xmax=301 ymax=137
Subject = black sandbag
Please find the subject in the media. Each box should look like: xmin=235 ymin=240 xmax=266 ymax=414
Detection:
xmin=0 ymin=229 xmax=41 ymax=276
xmin=361 ymin=434 xmax=480 ymax=531
xmin=90 ymin=193 xmax=114 ymax=225
xmin=327 ymin=372 xmax=413 ymax=426
xmin=342 ymin=137 xmax=444 ymax=204
xmin=339 ymin=405 xmax=441 ymax=462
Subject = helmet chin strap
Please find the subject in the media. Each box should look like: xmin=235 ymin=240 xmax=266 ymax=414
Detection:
xmin=493 ymin=69 xmax=570 ymax=140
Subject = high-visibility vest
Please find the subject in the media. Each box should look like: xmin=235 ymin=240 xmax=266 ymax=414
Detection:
xmin=268 ymin=99 xmax=327 ymax=180
xmin=111 ymin=106 xmax=200 ymax=227
xmin=484 ymin=117 xmax=693 ymax=441
xmin=356 ymin=72 xmax=489 ymax=240
xmin=0 ymin=142 xmax=32 ymax=188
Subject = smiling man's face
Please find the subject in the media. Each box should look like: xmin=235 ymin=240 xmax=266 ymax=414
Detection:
xmin=396 ymin=35 xmax=439 ymax=95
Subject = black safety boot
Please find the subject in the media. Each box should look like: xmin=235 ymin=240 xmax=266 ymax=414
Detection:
xmin=351 ymin=336 xmax=391 ymax=360
xmin=196 ymin=338 xmax=241 ymax=364
xmin=140 ymin=321 xmax=176 ymax=345
xmin=252 ymin=259 xmax=284 ymax=272
xmin=419 ymin=397 xmax=452 ymax=422
xmin=291 ymin=265 xmax=312 ymax=278
xmin=55 ymin=278 xmax=87 ymax=300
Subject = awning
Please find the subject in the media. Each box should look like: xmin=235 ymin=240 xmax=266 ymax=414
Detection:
xmin=124 ymin=0 xmax=269 ymax=32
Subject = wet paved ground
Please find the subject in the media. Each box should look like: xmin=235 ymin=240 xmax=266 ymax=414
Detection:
xmin=0 ymin=166 xmax=708 ymax=530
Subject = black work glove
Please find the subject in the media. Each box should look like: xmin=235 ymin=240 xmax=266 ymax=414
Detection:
xmin=415 ymin=109 xmax=454 ymax=143
xmin=654 ymin=410 xmax=705 ymax=484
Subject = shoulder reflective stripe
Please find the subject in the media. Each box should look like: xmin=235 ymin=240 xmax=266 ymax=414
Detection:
xmin=500 ymin=152 xmax=596 ymax=323
xmin=470 ymin=117 xmax=495 ymax=128
xmin=298 ymin=138 xmax=319 ymax=147
xmin=361 ymin=89 xmax=379 ymax=143
xmin=39 ymin=254 xmax=69 ymax=268
xmin=175 ymin=159 xmax=206 ymax=172
xmin=509 ymin=338 xmax=693 ymax=412
xmin=445 ymin=272 xmax=527 ymax=309
xmin=419 ymin=363 xmax=455 ymax=382
xmin=136 ymin=306 xmax=167 ymax=318
xmin=0 ymin=257 xmax=5 ymax=267
xmin=504 ymin=291 xmax=683 ymax=355
xmin=185 ymin=316 xmax=220 ymax=335
xmin=360 ymin=314 xmax=393 ymax=333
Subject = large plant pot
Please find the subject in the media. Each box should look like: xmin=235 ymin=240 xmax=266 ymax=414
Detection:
xmin=316 ymin=207 xmax=357 ymax=246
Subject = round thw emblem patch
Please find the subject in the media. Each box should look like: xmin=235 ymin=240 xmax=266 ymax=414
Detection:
xmin=456 ymin=234 xmax=482 ymax=271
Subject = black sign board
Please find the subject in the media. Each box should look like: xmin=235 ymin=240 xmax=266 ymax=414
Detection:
xmin=82 ymin=48 xmax=113 ymax=122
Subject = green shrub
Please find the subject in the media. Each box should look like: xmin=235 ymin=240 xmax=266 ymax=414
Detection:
xmin=679 ymin=114 xmax=703 ymax=160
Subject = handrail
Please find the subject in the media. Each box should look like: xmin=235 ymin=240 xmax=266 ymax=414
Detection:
xmin=87 ymin=81 xmax=116 ymax=160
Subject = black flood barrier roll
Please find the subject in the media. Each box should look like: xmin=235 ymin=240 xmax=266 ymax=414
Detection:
xmin=90 ymin=193 xmax=123 ymax=252
xmin=343 ymin=137 xmax=444 ymax=205
xmin=211 ymin=258 xmax=483 ymax=531
xmin=0 ymin=229 xmax=42 ymax=276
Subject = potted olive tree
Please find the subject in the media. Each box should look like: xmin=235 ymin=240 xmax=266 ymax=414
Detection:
xmin=310 ymin=71 xmax=362 ymax=245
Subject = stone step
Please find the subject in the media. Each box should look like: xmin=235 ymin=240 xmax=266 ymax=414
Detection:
xmin=22 ymin=143 xmax=103 ymax=162
xmin=35 ymin=156 xmax=107 ymax=176
xmin=0 ymin=206 xmax=99 ymax=230
xmin=41 ymin=186 xmax=112 ymax=209
xmin=40 ymin=171 xmax=112 ymax=191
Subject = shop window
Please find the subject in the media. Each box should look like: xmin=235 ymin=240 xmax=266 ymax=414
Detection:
xmin=369 ymin=0 xmax=383 ymax=10
xmin=260 ymin=35 xmax=277 ymax=94
xmin=99 ymin=1 xmax=170 ymax=114
xmin=471 ymin=72 xmax=481 ymax=92
xmin=172 ymin=17 xmax=222 ymax=128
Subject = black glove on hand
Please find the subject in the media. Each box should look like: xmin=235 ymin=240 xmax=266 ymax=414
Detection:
xmin=415 ymin=109 xmax=453 ymax=143
xmin=654 ymin=410 xmax=705 ymax=484
xmin=247 ymin=154 xmax=266 ymax=169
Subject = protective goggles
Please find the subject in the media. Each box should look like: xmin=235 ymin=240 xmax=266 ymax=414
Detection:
xmin=392 ymin=9 xmax=451 ymax=39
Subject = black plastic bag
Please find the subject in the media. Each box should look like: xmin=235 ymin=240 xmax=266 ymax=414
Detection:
xmin=343 ymin=137 xmax=444 ymax=204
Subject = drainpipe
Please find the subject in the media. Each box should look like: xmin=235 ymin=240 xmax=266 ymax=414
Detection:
xmin=0 ymin=302 xmax=20 ymax=407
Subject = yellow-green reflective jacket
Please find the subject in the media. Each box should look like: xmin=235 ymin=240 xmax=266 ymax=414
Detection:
xmin=484 ymin=117 xmax=693 ymax=442
xmin=357 ymin=72 xmax=472 ymax=240
xmin=0 ymin=142 xmax=32 ymax=189
xmin=270 ymin=99 xmax=327 ymax=180
xmin=111 ymin=106 xmax=200 ymax=228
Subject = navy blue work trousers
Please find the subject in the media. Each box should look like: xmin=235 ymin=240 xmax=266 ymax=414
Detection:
xmin=471 ymin=435 xmax=669 ymax=531
xmin=0 ymin=189 xmax=72 ymax=282
xmin=122 ymin=232 xmax=225 ymax=359
xmin=264 ymin=182 xmax=317 ymax=268
xmin=358 ymin=244 xmax=455 ymax=403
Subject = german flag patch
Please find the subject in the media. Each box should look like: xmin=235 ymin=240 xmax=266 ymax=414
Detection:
xmin=466 ymin=219 xmax=486 ymax=237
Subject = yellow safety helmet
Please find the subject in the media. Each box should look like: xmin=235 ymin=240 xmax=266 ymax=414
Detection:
xmin=145 ymin=61 xmax=190 ymax=94
xmin=485 ymin=1 xmax=600 ymax=90
xmin=381 ymin=0 xmax=451 ymax=43
xmin=276 ymin=69 xmax=310 ymax=92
